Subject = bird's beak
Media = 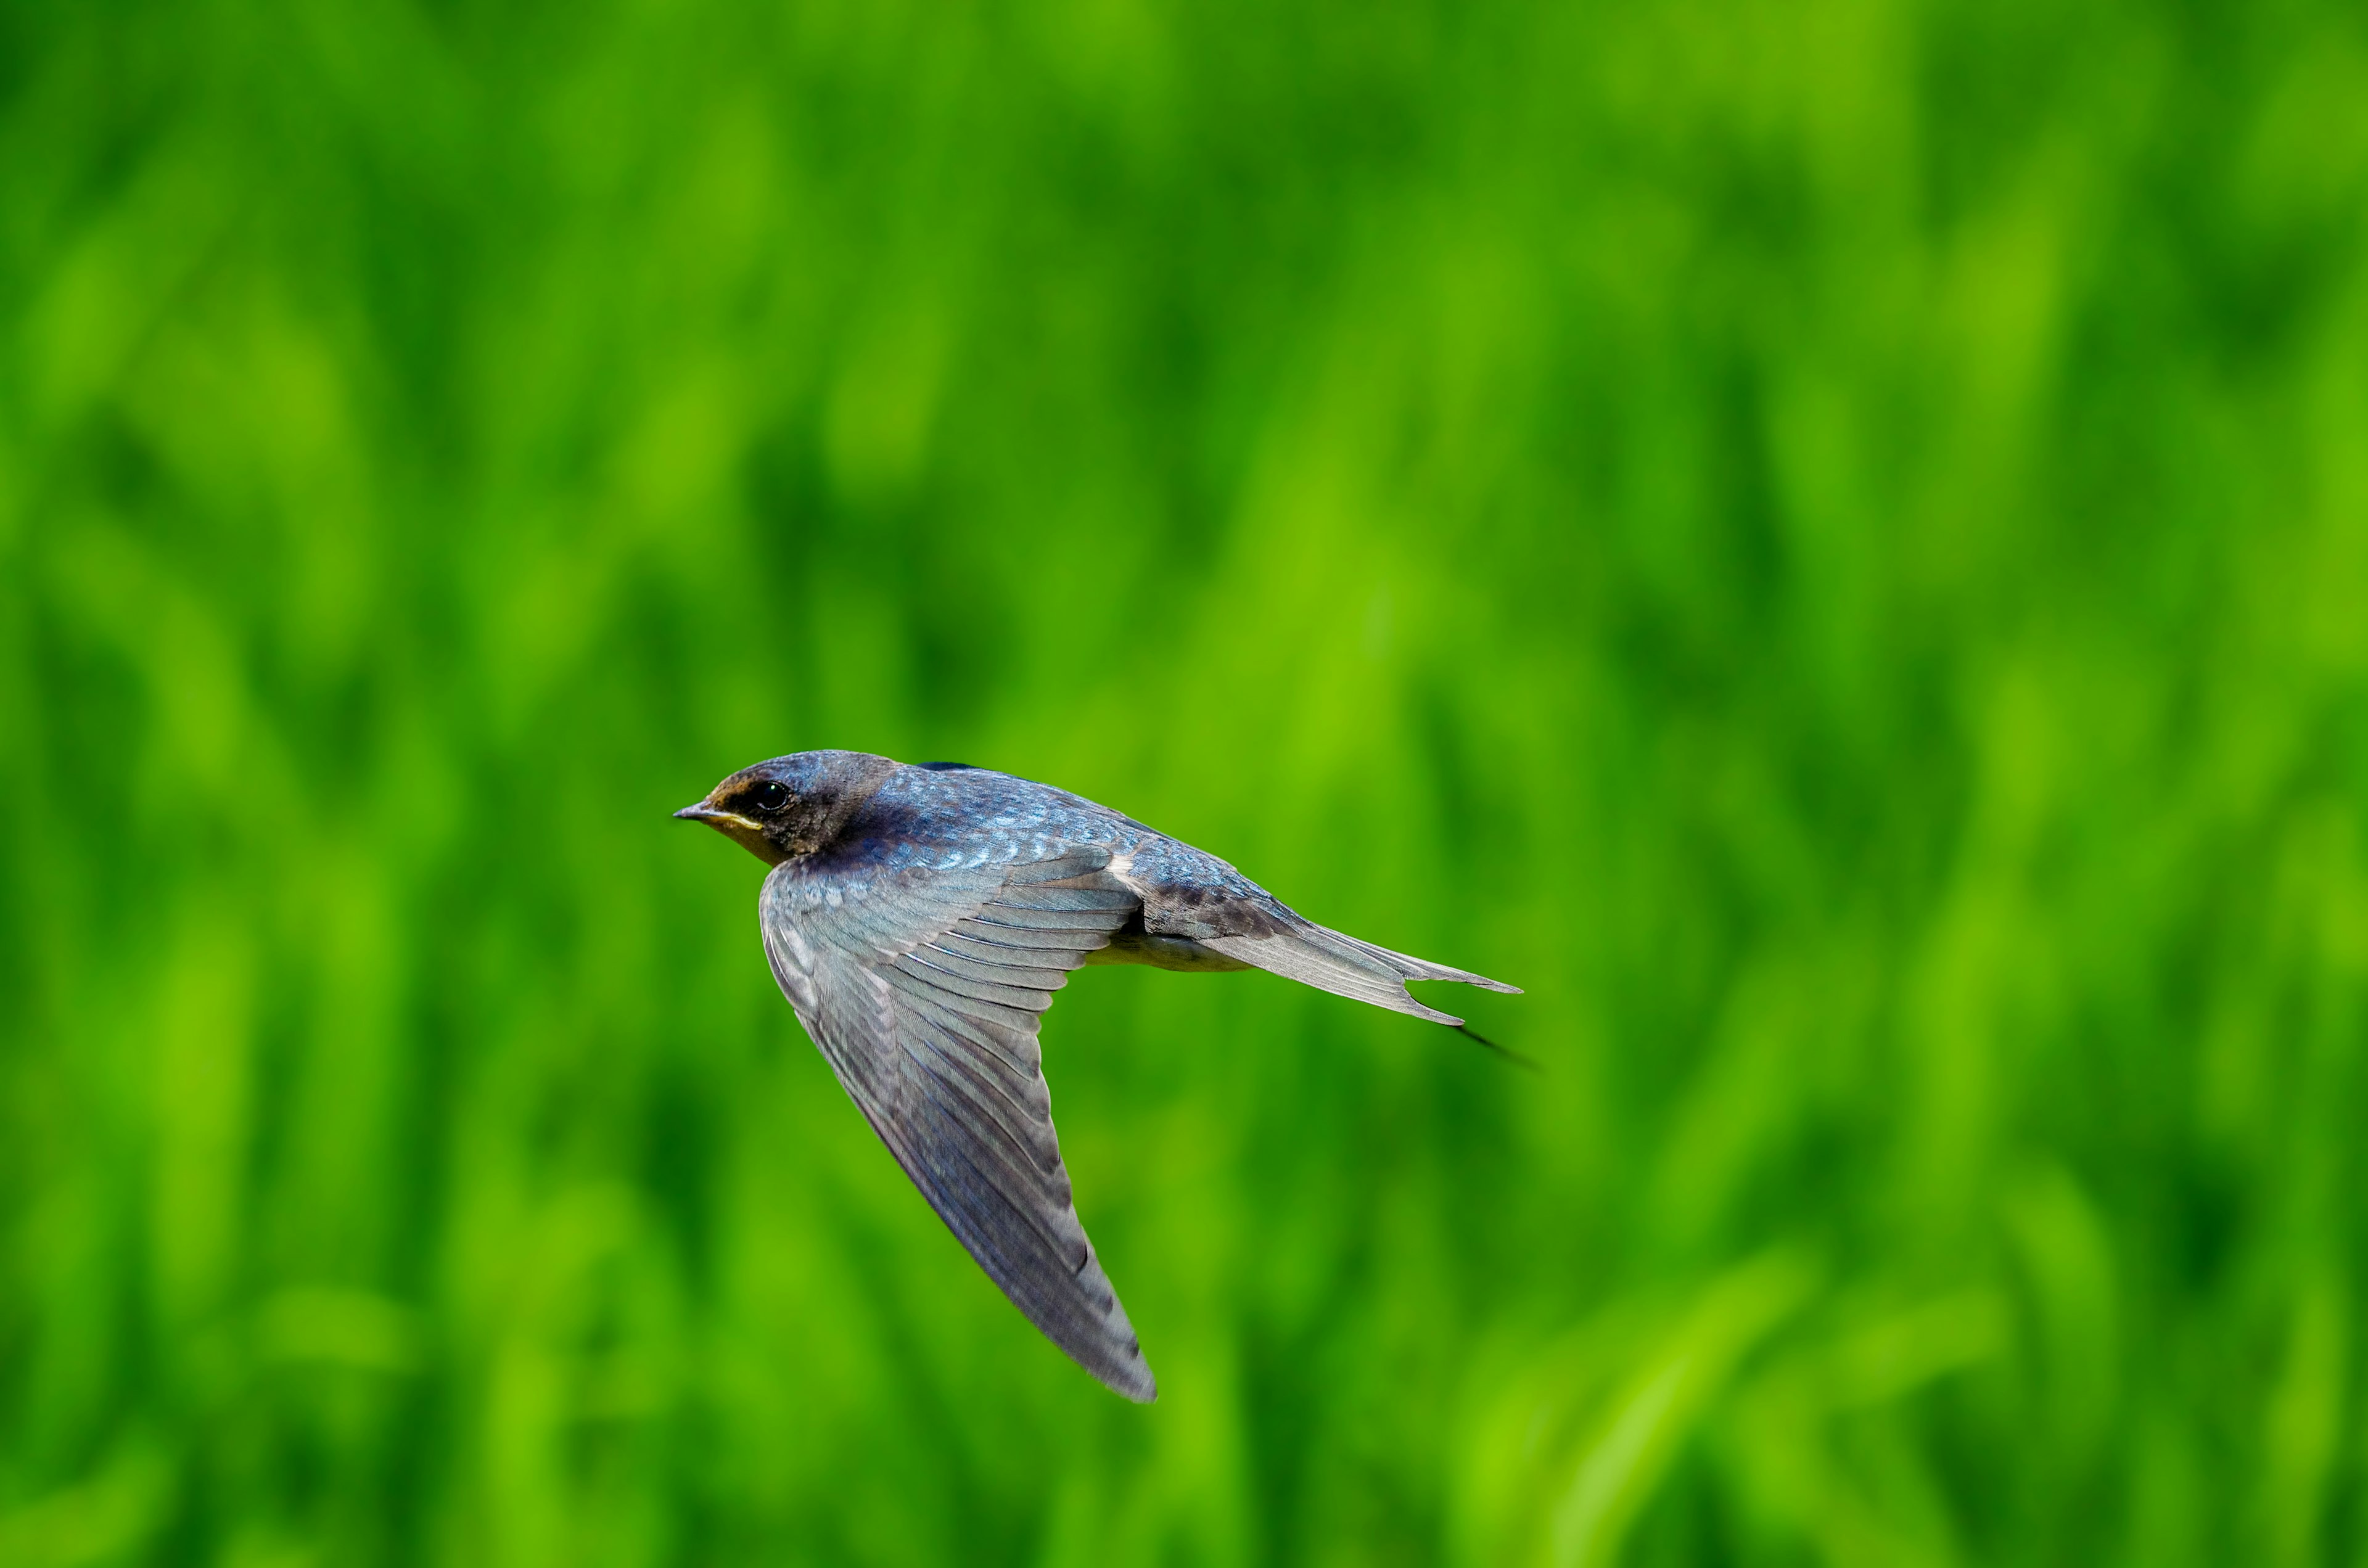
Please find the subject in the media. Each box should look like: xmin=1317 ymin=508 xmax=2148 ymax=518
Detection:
xmin=674 ymin=802 xmax=763 ymax=832
xmin=676 ymin=795 xmax=789 ymax=866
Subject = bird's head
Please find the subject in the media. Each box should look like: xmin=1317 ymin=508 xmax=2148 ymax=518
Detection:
xmin=675 ymin=750 xmax=898 ymax=865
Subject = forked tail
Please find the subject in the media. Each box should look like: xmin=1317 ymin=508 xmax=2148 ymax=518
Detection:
xmin=1198 ymin=921 xmax=1521 ymax=1027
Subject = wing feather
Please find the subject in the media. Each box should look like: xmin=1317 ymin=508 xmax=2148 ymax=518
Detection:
xmin=938 ymin=922 xmax=1108 ymax=959
xmin=966 ymin=905 xmax=1132 ymax=933
xmin=994 ymin=885 xmax=1139 ymax=914
xmin=891 ymin=951 xmax=1061 ymax=1012
xmin=913 ymin=939 xmax=1073 ymax=993
xmin=760 ymin=844 xmax=1155 ymax=1402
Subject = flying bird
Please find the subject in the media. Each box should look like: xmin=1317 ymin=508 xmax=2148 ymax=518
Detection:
xmin=676 ymin=750 xmax=1519 ymax=1402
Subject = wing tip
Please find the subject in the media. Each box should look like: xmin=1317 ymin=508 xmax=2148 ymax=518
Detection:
xmin=1107 ymin=1361 xmax=1159 ymax=1403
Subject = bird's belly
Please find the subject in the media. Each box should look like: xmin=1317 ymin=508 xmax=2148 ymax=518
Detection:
xmin=1085 ymin=930 xmax=1252 ymax=973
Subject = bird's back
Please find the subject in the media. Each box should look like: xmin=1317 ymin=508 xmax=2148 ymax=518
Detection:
xmin=836 ymin=761 xmax=1233 ymax=887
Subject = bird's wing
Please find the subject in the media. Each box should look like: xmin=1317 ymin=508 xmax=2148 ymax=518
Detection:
xmin=758 ymin=843 xmax=1155 ymax=1402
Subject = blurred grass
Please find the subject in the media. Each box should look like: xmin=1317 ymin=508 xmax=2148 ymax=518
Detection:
xmin=4 ymin=0 xmax=2367 ymax=1562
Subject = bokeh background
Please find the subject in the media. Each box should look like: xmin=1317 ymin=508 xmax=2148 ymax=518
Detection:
xmin=5 ymin=0 xmax=2367 ymax=1562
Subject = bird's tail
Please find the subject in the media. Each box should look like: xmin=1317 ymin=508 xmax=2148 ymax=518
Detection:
xmin=1199 ymin=921 xmax=1520 ymax=1027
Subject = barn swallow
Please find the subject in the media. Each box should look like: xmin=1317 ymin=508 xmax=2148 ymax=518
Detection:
xmin=676 ymin=750 xmax=1519 ymax=1402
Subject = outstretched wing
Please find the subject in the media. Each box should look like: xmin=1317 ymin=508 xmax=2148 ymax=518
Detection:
xmin=758 ymin=843 xmax=1154 ymax=1401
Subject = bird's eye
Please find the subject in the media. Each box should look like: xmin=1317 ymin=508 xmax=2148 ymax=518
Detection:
xmin=750 ymin=781 xmax=791 ymax=814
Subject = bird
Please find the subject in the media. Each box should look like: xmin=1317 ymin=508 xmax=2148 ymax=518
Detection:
xmin=675 ymin=750 xmax=1519 ymax=1402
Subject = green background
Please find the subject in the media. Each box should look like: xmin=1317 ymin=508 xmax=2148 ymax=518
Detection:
xmin=5 ymin=0 xmax=2367 ymax=1562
